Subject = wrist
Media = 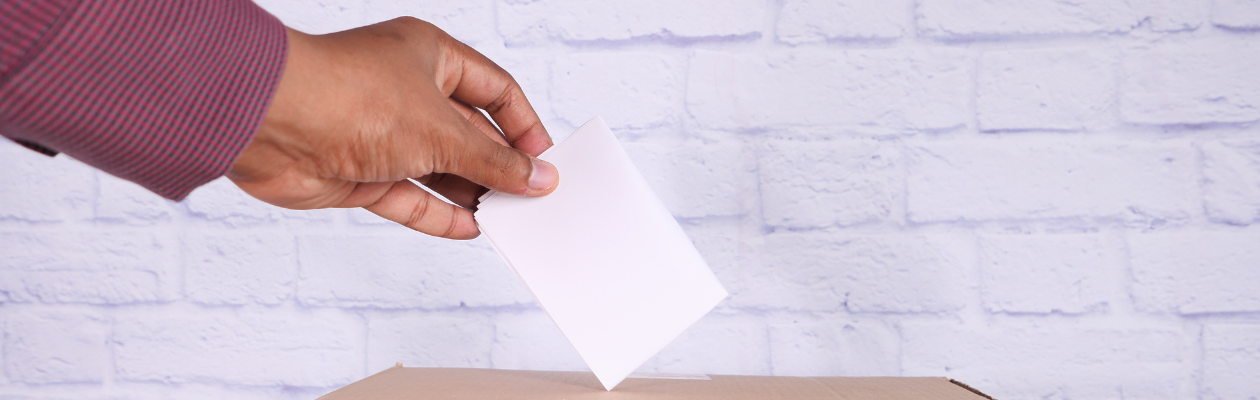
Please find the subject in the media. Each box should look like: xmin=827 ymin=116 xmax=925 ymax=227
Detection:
xmin=229 ymin=28 xmax=314 ymax=184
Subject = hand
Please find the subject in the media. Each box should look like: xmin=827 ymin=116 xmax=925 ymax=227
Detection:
xmin=227 ymin=17 xmax=558 ymax=239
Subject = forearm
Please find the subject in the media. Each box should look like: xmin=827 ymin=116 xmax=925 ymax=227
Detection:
xmin=0 ymin=0 xmax=287 ymax=200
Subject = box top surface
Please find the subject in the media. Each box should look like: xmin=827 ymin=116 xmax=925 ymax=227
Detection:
xmin=318 ymin=367 xmax=991 ymax=400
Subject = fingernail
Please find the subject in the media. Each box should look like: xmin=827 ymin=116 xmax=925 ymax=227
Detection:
xmin=528 ymin=158 xmax=558 ymax=191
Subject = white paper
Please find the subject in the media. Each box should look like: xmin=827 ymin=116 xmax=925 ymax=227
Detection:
xmin=474 ymin=117 xmax=728 ymax=391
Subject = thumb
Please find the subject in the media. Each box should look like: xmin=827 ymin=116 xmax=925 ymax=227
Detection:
xmin=444 ymin=126 xmax=559 ymax=197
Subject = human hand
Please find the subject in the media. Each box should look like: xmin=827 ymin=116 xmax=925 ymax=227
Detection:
xmin=227 ymin=18 xmax=557 ymax=239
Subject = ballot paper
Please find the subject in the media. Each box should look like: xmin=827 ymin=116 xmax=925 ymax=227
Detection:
xmin=474 ymin=117 xmax=728 ymax=391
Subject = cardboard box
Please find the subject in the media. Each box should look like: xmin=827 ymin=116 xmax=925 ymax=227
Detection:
xmin=318 ymin=365 xmax=995 ymax=400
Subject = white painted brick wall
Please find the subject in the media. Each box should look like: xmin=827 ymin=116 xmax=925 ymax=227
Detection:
xmin=3 ymin=1 xmax=1259 ymax=399
xmin=1121 ymin=37 xmax=1260 ymax=125
xmin=296 ymin=232 xmax=532 ymax=309
xmin=1130 ymin=229 xmax=1260 ymax=313
xmin=366 ymin=311 xmax=494 ymax=372
xmin=498 ymin=0 xmax=765 ymax=45
xmin=737 ymin=232 xmax=969 ymax=313
xmin=183 ymin=232 xmax=297 ymax=305
xmin=759 ymin=139 xmax=897 ymax=228
xmin=1212 ymin=0 xmax=1260 ymax=30
xmin=902 ymin=319 xmax=1186 ymax=399
xmin=687 ymin=49 xmax=970 ymax=131
xmin=1203 ymin=324 xmax=1260 ymax=400
xmin=978 ymin=233 xmax=1120 ymax=314
xmin=641 ymin=314 xmax=770 ymax=375
xmin=777 ymin=0 xmax=908 ymax=42
xmin=976 ymin=48 xmax=1114 ymax=131
xmin=551 ymin=52 xmax=684 ymax=129
xmin=768 ymin=319 xmax=899 ymax=376
xmin=1203 ymin=139 xmax=1260 ymax=224
xmin=916 ymin=0 xmax=1143 ymax=38
xmin=4 ymin=311 xmax=107 ymax=384
xmin=907 ymin=138 xmax=1198 ymax=223
xmin=624 ymin=137 xmax=748 ymax=218
xmin=489 ymin=310 xmax=587 ymax=371
xmin=112 ymin=308 xmax=363 ymax=387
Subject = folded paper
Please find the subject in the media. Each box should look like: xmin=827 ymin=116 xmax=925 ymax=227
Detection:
xmin=475 ymin=117 xmax=728 ymax=391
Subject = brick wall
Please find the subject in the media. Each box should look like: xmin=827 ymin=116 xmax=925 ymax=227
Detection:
xmin=3 ymin=0 xmax=1259 ymax=399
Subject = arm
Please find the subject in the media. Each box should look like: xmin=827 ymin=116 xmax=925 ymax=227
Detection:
xmin=1 ymin=0 xmax=285 ymax=201
xmin=1 ymin=1 xmax=556 ymax=239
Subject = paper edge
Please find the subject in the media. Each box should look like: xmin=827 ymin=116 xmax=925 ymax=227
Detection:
xmin=476 ymin=226 xmax=600 ymax=379
xmin=475 ymin=116 xmax=727 ymax=391
xmin=476 ymin=116 xmax=607 ymax=205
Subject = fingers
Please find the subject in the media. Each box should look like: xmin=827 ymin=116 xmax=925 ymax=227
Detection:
xmin=444 ymin=41 xmax=553 ymax=157
xmin=361 ymin=180 xmax=480 ymax=239
xmin=447 ymin=97 xmax=510 ymax=147
xmin=439 ymin=127 xmax=558 ymax=197
xmin=408 ymin=99 xmax=508 ymax=208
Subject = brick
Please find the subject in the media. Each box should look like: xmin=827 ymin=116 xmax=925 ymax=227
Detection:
xmin=477 ymin=49 xmax=556 ymax=132
xmin=96 ymin=174 xmax=172 ymax=224
xmin=113 ymin=309 xmax=361 ymax=386
xmin=490 ymin=310 xmax=588 ymax=371
xmin=0 ymin=231 xmax=178 ymax=304
xmin=623 ymin=137 xmax=746 ymax=218
xmin=734 ymin=231 xmax=968 ymax=313
xmin=1121 ymin=39 xmax=1260 ymax=125
xmin=687 ymin=49 xmax=969 ymax=130
xmin=367 ymin=312 xmax=493 ymax=372
xmin=977 ymin=48 xmax=1114 ymax=131
xmin=11 ymin=385 xmax=330 ymax=400
xmin=183 ymin=178 xmax=335 ymax=226
xmin=979 ymin=233 xmax=1116 ymax=314
xmin=916 ymin=0 xmax=1141 ymax=38
xmin=776 ymin=0 xmax=906 ymax=43
xmin=497 ymin=0 xmax=764 ymax=45
xmin=1203 ymin=139 xmax=1260 ymax=225
xmin=361 ymin=0 xmax=496 ymax=47
xmin=759 ymin=139 xmax=897 ymax=228
xmin=4 ymin=311 xmax=106 ymax=384
xmin=252 ymin=0 xmax=365 ymax=34
xmin=1203 ymin=324 xmax=1260 ymax=400
xmin=1130 ymin=229 xmax=1260 ymax=313
xmin=641 ymin=314 xmax=769 ymax=375
xmin=1212 ymin=0 xmax=1260 ymax=29
xmin=678 ymin=220 xmax=743 ymax=303
xmin=1136 ymin=0 xmax=1207 ymax=32
xmin=902 ymin=319 xmax=1184 ymax=399
xmin=297 ymin=233 xmax=533 ymax=308
xmin=183 ymin=178 xmax=276 ymax=227
xmin=34 ymin=385 xmax=332 ymax=400
xmin=183 ymin=232 xmax=297 ymax=305
xmin=0 ymin=141 xmax=95 ymax=223
xmin=769 ymin=319 xmax=898 ymax=376
xmin=0 ymin=272 xmax=24 ymax=304
xmin=906 ymin=138 xmax=1197 ymax=223
xmin=550 ymin=52 xmax=682 ymax=129
xmin=0 ymin=395 xmax=122 ymax=400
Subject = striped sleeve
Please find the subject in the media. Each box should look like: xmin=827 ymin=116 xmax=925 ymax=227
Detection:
xmin=0 ymin=0 xmax=287 ymax=201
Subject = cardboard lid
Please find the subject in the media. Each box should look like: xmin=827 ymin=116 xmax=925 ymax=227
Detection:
xmin=318 ymin=366 xmax=993 ymax=400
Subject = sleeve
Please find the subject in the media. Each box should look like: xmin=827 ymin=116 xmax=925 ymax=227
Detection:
xmin=0 ymin=0 xmax=287 ymax=201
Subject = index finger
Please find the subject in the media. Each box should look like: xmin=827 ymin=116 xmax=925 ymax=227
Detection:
xmin=442 ymin=40 xmax=552 ymax=157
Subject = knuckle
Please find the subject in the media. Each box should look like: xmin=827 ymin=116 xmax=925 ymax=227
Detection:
xmin=405 ymin=194 xmax=433 ymax=230
xmin=490 ymin=146 xmax=517 ymax=176
xmin=391 ymin=15 xmax=426 ymax=29
xmin=441 ymin=211 xmax=461 ymax=238
xmin=484 ymin=81 xmax=521 ymax=116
